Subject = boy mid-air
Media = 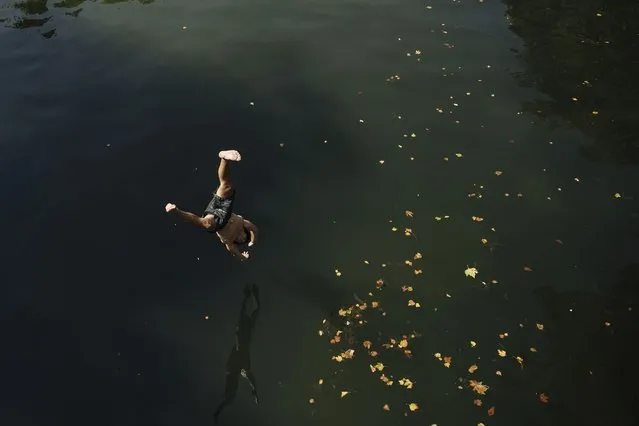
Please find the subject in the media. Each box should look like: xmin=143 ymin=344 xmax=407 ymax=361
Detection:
xmin=165 ymin=150 xmax=258 ymax=261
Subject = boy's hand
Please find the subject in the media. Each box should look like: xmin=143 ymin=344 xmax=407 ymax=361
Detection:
xmin=241 ymin=251 xmax=250 ymax=260
xmin=165 ymin=203 xmax=176 ymax=213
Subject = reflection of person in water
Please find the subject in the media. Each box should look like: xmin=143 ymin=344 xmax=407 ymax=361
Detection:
xmin=214 ymin=284 xmax=260 ymax=424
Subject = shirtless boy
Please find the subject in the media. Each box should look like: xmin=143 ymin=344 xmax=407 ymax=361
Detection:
xmin=165 ymin=150 xmax=258 ymax=261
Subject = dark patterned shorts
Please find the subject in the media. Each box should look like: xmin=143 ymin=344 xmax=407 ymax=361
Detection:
xmin=204 ymin=190 xmax=235 ymax=231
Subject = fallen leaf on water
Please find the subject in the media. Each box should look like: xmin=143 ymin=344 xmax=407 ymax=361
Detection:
xmin=383 ymin=404 xmax=390 ymax=411
xmin=405 ymin=260 xmax=413 ymax=267
xmin=488 ymin=406 xmax=495 ymax=416
xmin=494 ymin=170 xmax=503 ymax=176
xmin=402 ymin=285 xmax=414 ymax=292
xmin=523 ymin=266 xmax=533 ymax=272
xmin=469 ymin=380 xmax=489 ymax=395
xmin=319 ymin=378 xmax=324 ymax=385
xmin=434 ymin=352 xmax=442 ymax=360
xmin=472 ymin=216 xmax=484 ymax=222
xmin=391 ymin=227 xmax=398 ymax=232
xmin=465 ymin=267 xmax=479 ymax=278
xmin=335 ymin=269 xmax=342 ymax=277
xmin=470 ymin=340 xmax=477 ymax=347
xmin=468 ymin=364 xmax=478 ymax=374
xmin=408 ymin=299 xmax=421 ymax=308
xmin=495 ymin=370 xmax=502 ymax=376
xmin=478 ymin=423 xmax=485 ymax=426
xmin=481 ymin=238 xmax=488 ymax=244
xmin=399 ymin=339 xmax=409 ymax=348
xmin=499 ymin=332 xmax=508 ymax=339
xmin=414 ymin=269 xmax=423 ymax=275
xmin=536 ymin=323 xmax=545 ymax=331
xmin=332 ymin=355 xmax=343 ymax=362
xmin=376 ymin=279 xmax=385 ymax=289
xmin=405 ymin=210 xmax=414 ymax=218
xmin=515 ymin=356 xmax=524 ymax=367
xmin=498 ymin=349 xmax=507 ymax=357
xmin=372 ymin=362 xmax=385 ymax=371
xmin=404 ymin=228 xmax=413 ymax=236
xmin=455 ymin=153 xmax=463 ymax=158
xmin=473 ymin=399 xmax=483 ymax=407
xmin=443 ymin=356 xmax=452 ymax=368
xmin=408 ymin=402 xmax=419 ymax=411
xmin=539 ymin=393 xmax=549 ymax=403
xmin=340 ymin=391 xmax=349 ymax=398
xmin=371 ymin=301 xmax=379 ymax=308
xmin=556 ymin=239 xmax=564 ymax=245
xmin=614 ymin=193 xmax=621 ymax=199
xmin=370 ymin=350 xmax=379 ymax=357
xmin=398 ymin=378 xmax=414 ymax=389
xmin=414 ymin=252 xmax=422 ymax=260
xmin=530 ymin=347 xmax=537 ymax=352
xmin=309 ymin=398 xmax=315 ymax=404
xmin=379 ymin=160 xmax=385 ymax=165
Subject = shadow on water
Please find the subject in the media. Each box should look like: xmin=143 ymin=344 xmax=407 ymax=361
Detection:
xmin=213 ymin=284 xmax=261 ymax=424
xmin=0 ymin=5 xmax=361 ymax=426
xmin=504 ymin=0 xmax=639 ymax=164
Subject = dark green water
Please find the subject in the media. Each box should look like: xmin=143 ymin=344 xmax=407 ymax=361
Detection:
xmin=1 ymin=1 xmax=638 ymax=425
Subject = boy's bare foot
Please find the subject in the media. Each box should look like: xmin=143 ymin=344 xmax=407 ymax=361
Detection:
xmin=219 ymin=150 xmax=242 ymax=161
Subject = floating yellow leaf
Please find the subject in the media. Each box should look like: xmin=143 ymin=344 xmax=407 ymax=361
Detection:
xmin=414 ymin=252 xmax=422 ymax=260
xmin=371 ymin=301 xmax=379 ymax=308
xmin=335 ymin=269 xmax=342 ymax=277
xmin=402 ymin=285 xmax=413 ymax=292
xmin=472 ymin=216 xmax=484 ymax=222
xmin=408 ymin=402 xmax=419 ymax=411
xmin=614 ymin=193 xmax=622 ymax=199
xmin=443 ymin=356 xmax=452 ymax=368
xmin=391 ymin=227 xmax=398 ymax=232
xmin=539 ymin=393 xmax=549 ymax=403
xmin=414 ymin=269 xmax=423 ymax=275
xmin=404 ymin=228 xmax=413 ymax=236
xmin=340 ymin=391 xmax=349 ymax=398
xmin=468 ymin=364 xmax=478 ymax=374
xmin=523 ymin=266 xmax=533 ymax=272
xmin=379 ymin=160 xmax=385 ymax=165
xmin=470 ymin=340 xmax=477 ymax=347
xmin=434 ymin=352 xmax=442 ymax=360
xmin=465 ymin=267 xmax=479 ymax=278
xmin=363 ymin=340 xmax=372 ymax=349
xmin=494 ymin=170 xmax=503 ymax=176
xmin=515 ymin=356 xmax=524 ymax=367
xmin=473 ymin=399 xmax=483 ymax=407
xmin=469 ymin=380 xmax=489 ymax=395
xmin=435 ymin=216 xmax=442 ymax=221
xmin=455 ymin=153 xmax=463 ymax=158
xmin=373 ymin=362 xmax=385 ymax=371
xmin=333 ymin=355 xmax=343 ymax=362
xmin=481 ymin=238 xmax=488 ymax=244
xmin=405 ymin=260 xmax=413 ymax=266
xmin=536 ymin=323 xmax=544 ymax=331
xmin=309 ymin=398 xmax=315 ymax=404
xmin=399 ymin=378 xmax=414 ymax=389
xmin=407 ymin=299 xmax=421 ymax=308
xmin=405 ymin=210 xmax=414 ymax=218
xmin=318 ymin=378 xmax=324 ymax=385
xmin=498 ymin=349 xmax=507 ymax=357
xmin=488 ymin=406 xmax=495 ymax=416
xmin=495 ymin=370 xmax=502 ymax=376
xmin=399 ymin=339 xmax=409 ymax=348
xmin=530 ymin=347 xmax=537 ymax=352
xmin=383 ymin=404 xmax=390 ymax=411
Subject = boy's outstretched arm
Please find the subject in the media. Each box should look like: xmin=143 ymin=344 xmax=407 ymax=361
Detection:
xmin=165 ymin=203 xmax=211 ymax=230
xmin=243 ymin=219 xmax=259 ymax=246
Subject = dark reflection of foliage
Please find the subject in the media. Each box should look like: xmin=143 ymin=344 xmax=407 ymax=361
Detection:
xmin=5 ymin=0 xmax=155 ymax=35
xmin=13 ymin=0 xmax=49 ymax=15
xmin=504 ymin=0 xmax=639 ymax=164
xmin=53 ymin=0 xmax=88 ymax=9
xmin=11 ymin=15 xmax=51 ymax=29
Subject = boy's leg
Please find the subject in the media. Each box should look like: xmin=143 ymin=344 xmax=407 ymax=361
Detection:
xmin=216 ymin=150 xmax=241 ymax=199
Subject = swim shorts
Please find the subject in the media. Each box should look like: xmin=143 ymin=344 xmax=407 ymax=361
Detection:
xmin=204 ymin=189 xmax=235 ymax=231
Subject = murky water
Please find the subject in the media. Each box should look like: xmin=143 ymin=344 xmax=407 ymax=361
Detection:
xmin=1 ymin=1 xmax=638 ymax=425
